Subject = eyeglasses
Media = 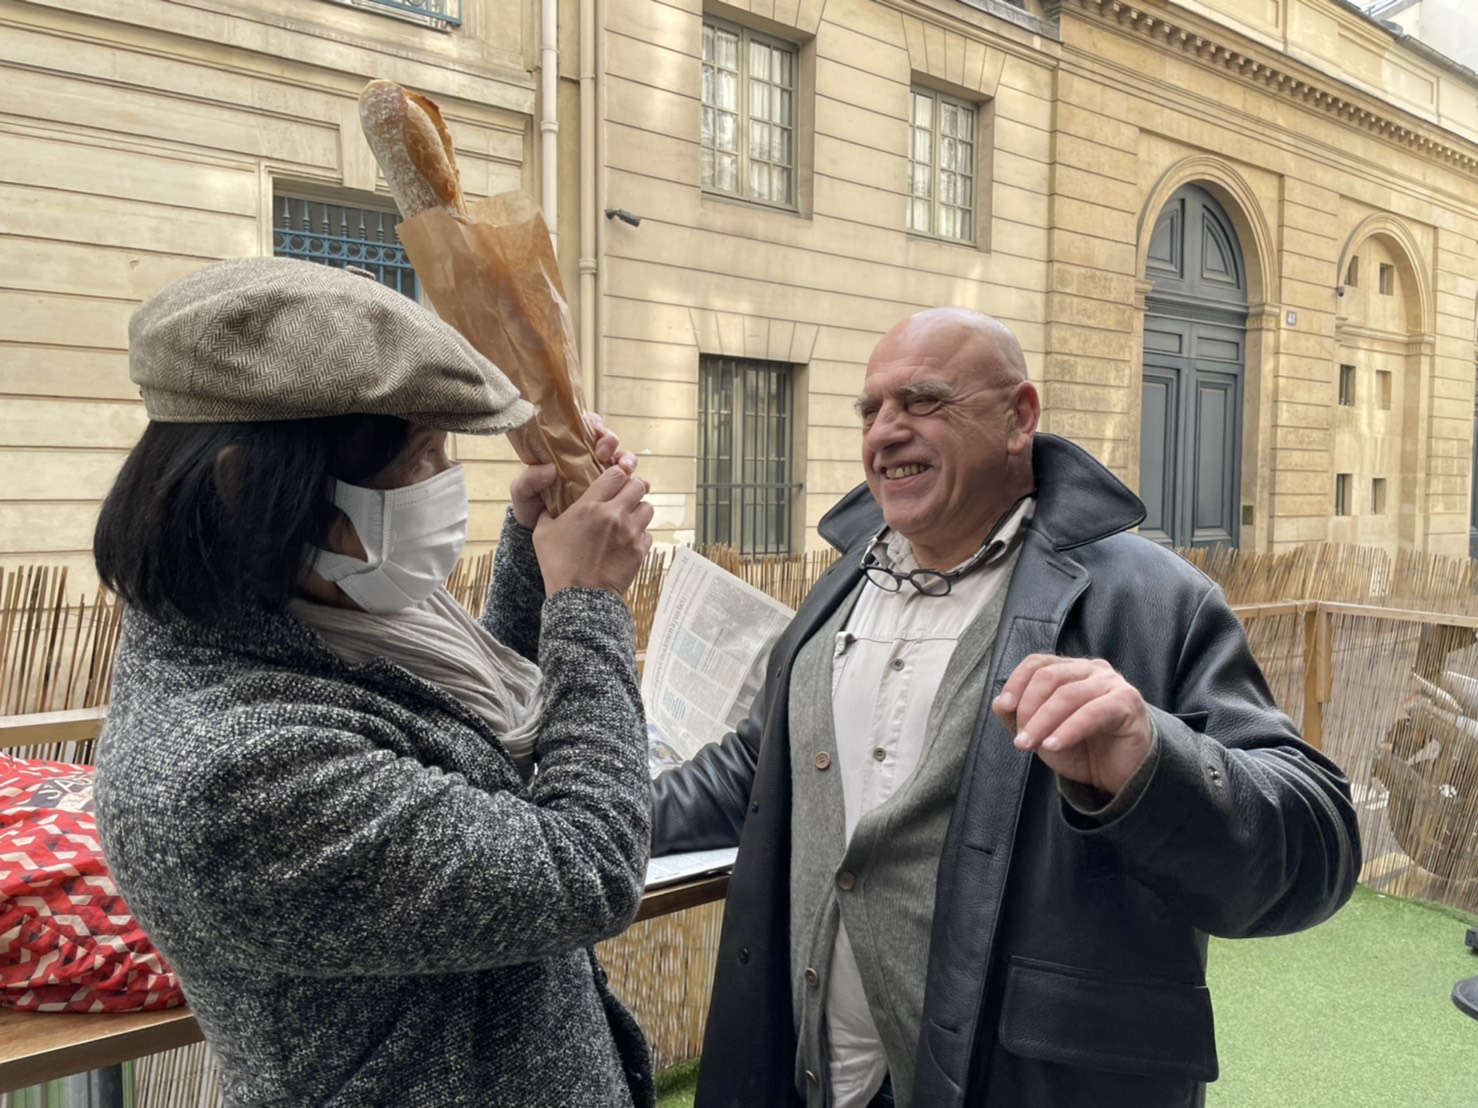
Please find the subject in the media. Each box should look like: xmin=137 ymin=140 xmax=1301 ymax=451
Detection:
xmin=860 ymin=531 xmax=1003 ymax=597
xmin=859 ymin=491 xmax=1035 ymax=597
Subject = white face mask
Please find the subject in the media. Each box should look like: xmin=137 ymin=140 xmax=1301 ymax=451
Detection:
xmin=313 ymin=465 xmax=468 ymax=614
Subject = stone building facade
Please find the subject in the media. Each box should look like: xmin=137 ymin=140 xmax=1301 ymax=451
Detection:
xmin=5 ymin=0 xmax=1478 ymax=588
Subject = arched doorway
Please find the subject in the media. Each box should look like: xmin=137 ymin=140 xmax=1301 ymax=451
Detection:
xmin=1140 ymin=184 xmax=1248 ymax=549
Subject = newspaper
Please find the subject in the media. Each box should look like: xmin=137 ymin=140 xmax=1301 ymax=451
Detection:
xmin=637 ymin=549 xmax=794 ymax=890
xmin=644 ymin=846 xmax=740 ymax=890
xmin=642 ymin=547 xmax=795 ymax=767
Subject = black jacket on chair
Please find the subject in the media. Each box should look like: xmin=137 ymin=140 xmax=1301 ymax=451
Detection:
xmin=652 ymin=433 xmax=1360 ymax=1108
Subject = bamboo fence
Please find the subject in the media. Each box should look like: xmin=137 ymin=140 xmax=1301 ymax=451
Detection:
xmin=0 ymin=566 xmax=122 ymax=720
xmin=6 ymin=539 xmax=1478 ymax=1104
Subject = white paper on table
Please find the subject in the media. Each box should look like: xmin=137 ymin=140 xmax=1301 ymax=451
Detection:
xmin=640 ymin=547 xmax=795 ymax=761
xmin=644 ymin=846 xmax=739 ymax=890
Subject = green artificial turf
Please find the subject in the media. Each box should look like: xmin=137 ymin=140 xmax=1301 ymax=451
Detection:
xmin=655 ymin=1056 xmax=699 ymax=1108
xmin=1207 ymin=883 xmax=1478 ymax=1107
xmin=656 ymin=885 xmax=1478 ymax=1107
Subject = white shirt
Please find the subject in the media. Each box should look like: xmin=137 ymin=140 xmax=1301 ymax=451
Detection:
xmin=823 ymin=498 xmax=1034 ymax=1108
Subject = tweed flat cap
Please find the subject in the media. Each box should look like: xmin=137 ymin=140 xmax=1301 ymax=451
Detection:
xmin=129 ymin=257 xmax=534 ymax=435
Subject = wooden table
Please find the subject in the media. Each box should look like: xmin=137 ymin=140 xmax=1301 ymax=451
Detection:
xmin=0 ymin=871 xmax=730 ymax=1094
xmin=0 ymin=1008 xmax=200 ymax=1094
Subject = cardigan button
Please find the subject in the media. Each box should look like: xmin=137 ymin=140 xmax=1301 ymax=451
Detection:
xmin=804 ymin=967 xmax=819 ymax=988
xmin=814 ymin=752 xmax=832 ymax=770
xmin=837 ymin=871 xmax=856 ymax=892
xmin=738 ymin=947 xmax=750 ymax=965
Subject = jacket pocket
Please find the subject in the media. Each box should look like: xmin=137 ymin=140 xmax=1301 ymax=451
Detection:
xmin=998 ymin=957 xmax=1217 ymax=1081
xmin=1170 ymin=710 xmax=1210 ymax=733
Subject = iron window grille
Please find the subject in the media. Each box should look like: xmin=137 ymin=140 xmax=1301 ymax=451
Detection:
xmin=701 ymin=19 xmax=796 ymax=207
xmin=908 ymin=87 xmax=977 ymax=241
xmin=698 ymin=356 xmax=802 ymax=555
xmin=273 ymin=196 xmax=417 ymax=299
xmin=327 ymin=0 xmax=461 ymax=28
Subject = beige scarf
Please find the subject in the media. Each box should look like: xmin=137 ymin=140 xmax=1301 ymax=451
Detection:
xmin=290 ymin=588 xmax=544 ymax=777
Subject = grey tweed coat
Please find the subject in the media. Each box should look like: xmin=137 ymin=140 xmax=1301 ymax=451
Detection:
xmin=94 ymin=515 xmax=654 ymax=1107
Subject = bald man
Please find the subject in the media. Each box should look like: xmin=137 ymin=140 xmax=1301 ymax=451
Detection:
xmin=652 ymin=309 xmax=1359 ymax=1108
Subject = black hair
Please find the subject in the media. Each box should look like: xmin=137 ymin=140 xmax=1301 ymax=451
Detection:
xmin=94 ymin=415 xmax=411 ymax=622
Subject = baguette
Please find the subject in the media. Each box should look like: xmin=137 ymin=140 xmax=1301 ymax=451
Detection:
xmin=356 ymin=79 xmax=604 ymax=515
xmin=358 ymin=79 xmax=466 ymax=219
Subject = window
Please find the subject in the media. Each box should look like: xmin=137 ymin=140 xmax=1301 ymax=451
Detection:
xmin=1379 ymin=263 xmax=1395 ymax=295
xmin=908 ymin=88 xmax=977 ymax=242
xmin=355 ymin=0 xmax=461 ymax=26
xmin=273 ymin=195 xmax=417 ymax=298
xmin=701 ymin=20 xmax=796 ymax=206
xmin=1338 ymin=364 xmax=1356 ymax=407
xmin=1371 ymin=478 xmax=1387 ymax=515
xmin=1335 ymin=473 xmax=1352 ymax=517
xmin=1345 ymin=256 xmax=1359 ymax=288
xmin=1377 ymin=369 xmax=1392 ymax=410
xmin=697 ymin=357 xmax=801 ymax=554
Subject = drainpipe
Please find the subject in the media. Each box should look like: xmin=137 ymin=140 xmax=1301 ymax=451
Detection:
xmin=578 ymin=0 xmax=598 ymax=405
xmin=539 ymin=0 xmax=558 ymax=252
xmin=592 ymin=0 xmax=607 ymax=413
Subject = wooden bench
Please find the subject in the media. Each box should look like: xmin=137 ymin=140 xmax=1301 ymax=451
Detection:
xmin=0 ymin=707 xmax=729 ymax=1095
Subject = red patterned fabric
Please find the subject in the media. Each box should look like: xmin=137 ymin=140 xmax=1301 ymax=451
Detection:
xmin=0 ymin=752 xmax=183 ymax=1013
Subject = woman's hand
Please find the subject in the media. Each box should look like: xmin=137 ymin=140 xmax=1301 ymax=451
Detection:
xmin=510 ymin=413 xmax=637 ymax=530
xmin=534 ymin=463 xmax=653 ymax=594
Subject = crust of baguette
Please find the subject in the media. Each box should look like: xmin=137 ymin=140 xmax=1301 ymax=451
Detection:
xmin=359 ymin=79 xmax=465 ymax=219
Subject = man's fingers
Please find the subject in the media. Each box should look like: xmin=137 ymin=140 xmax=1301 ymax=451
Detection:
xmin=996 ymin=656 xmax=1143 ymax=748
xmin=1010 ymin=675 xmax=1120 ymax=751
xmin=995 ymin=653 xmax=1066 ymax=715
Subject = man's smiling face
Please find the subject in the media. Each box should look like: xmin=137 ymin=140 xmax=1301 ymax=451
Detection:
xmin=856 ymin=310 xmax=1039 ymax=570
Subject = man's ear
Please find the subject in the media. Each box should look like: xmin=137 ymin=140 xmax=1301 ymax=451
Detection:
xmin=1008 ymin=381 xmax=1041 ymax=452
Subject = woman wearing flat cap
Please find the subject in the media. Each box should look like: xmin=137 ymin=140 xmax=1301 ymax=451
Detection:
xmin=93 ymin=258 xmax=657 ymax=1107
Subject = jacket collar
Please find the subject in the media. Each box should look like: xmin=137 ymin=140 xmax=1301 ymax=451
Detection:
xmin=817 ymin=433 xmax=1146 ymax=557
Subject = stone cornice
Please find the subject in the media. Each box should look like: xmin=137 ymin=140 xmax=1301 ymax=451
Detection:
xmin=1050 ymin=0 xmax=1478 ymax=174
xmin=1334 ymin=321 xmax=1414 ymax=347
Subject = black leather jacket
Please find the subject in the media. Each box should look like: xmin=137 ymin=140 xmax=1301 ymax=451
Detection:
xmin=652 ymin=434 xmax=1360 ymax=1108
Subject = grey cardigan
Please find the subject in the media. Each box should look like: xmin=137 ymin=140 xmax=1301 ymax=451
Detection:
xmin=95 ymin=515 xmax=654 ymax=1107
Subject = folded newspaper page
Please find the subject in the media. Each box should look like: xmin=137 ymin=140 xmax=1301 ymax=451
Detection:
xmin=641 ymin=547 xmax=795 ymax=768
xmin=638 ymin=549 xmax=795 ymax=888
xmin=644 ymin=846 xmax=739 ymax=890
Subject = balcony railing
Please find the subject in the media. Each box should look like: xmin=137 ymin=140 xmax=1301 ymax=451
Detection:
xmin=334 ymin=0 xmax=462 ymax=29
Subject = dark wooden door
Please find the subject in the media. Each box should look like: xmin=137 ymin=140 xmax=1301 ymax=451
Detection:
xmin=1140 ymin=185 xmax=1248 ymax=549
